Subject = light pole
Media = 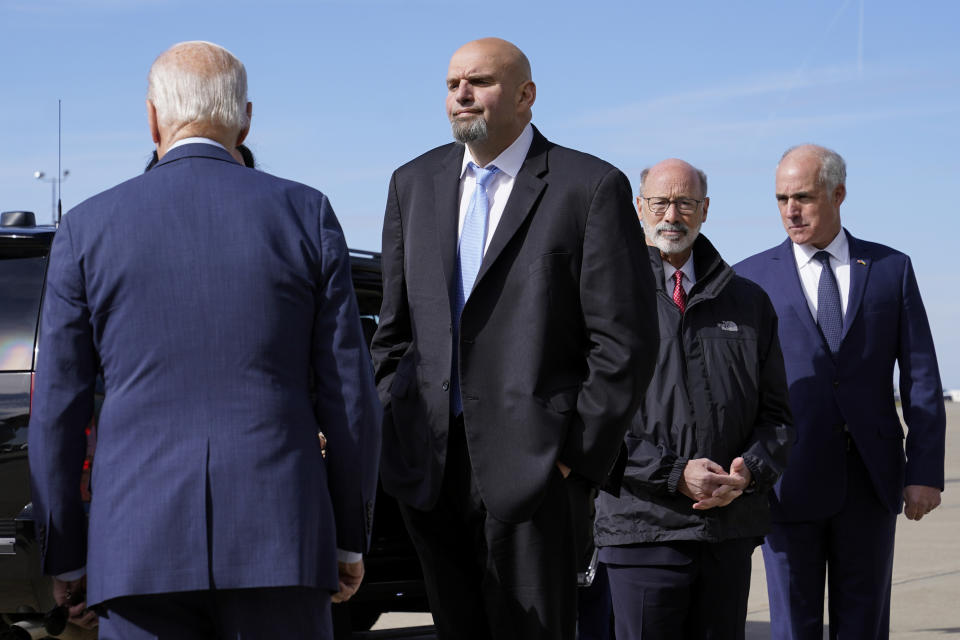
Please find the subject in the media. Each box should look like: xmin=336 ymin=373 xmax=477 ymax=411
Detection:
xmin=33 ymin=169 xmax=69 ymax=224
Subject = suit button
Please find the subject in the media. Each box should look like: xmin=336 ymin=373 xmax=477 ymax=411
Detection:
xmin=441 ymin=380 xmax=450 ymax=391
xmin=833 ymin=380 xmax=840 ymax=388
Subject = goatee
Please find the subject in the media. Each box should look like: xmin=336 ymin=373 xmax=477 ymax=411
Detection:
xmin=452 ymin=116 xmax=487 ymax=144
xmin=652 ymin=221 xmax=698 ymax=256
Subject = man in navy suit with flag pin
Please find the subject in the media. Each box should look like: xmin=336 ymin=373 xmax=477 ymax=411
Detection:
xmin=735 ymin=144 xmax=946 ymax=639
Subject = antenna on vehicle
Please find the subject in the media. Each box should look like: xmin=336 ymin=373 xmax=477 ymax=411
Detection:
xmin=56 ymin=99 xmax=62 ymax=227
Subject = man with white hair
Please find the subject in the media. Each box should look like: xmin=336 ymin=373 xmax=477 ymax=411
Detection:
xmin=594 ymin=158 xmax=793 ymax=639
xmin=736 ymin=144 xmax=945 ymax=639
xmin=28 ymin=41 xmax=381 ymax=639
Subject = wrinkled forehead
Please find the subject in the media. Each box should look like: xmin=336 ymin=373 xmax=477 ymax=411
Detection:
xmin=644 ymin=167 xmax=702 ymax=197
xmin=447 ymin=50 xmax=507 ymax=78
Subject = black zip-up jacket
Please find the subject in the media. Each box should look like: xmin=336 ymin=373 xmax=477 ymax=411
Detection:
xmin=596 ymin=235 xmax=793 ymax=545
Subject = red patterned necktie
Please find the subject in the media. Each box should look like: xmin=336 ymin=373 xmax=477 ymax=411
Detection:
xmin=672 ymin=270 xmax=687 ymax=313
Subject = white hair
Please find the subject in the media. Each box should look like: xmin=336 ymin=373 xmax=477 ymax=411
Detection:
xmin=147 ymin=41 xmax=248 ymax=131
xmin=781 ymin=144 xmax=846 ymax=192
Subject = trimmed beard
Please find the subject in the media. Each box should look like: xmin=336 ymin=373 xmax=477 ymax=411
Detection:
xmin=451 ymin=115 xmax=488 ymax=143
xmin=652 ymin=221 xmax=699 ymax=256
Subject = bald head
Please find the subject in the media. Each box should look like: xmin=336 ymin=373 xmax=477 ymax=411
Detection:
xmin=446 ymin=37 xmax=536 ymax=166
xmin=640 ymin=159 xmax=708 ymax=199
xmin=147 ymin=41 xmax=250 ymax=153
xmin=453 ymin=38 xmax=532 ymax=84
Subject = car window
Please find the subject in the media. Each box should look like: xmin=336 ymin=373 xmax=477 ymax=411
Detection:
xmin=0 ymin=248 xmax=47 ymax=372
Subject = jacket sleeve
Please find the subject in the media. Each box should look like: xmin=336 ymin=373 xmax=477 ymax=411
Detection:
xmin=559 ymin=168 xmax=659 ymax=485
xmin=27 ymin=214 xmax=95 ymax=576
xmin=312 ymin=194 xmax=382 ymax=554
xmin=740 ymin=294 xmax=794 ymax=493
xmin=369 ymin=172 xmax=411 ymax=414
xmin=897 ymin=257 xmax=946 ymax=489
xmin=618 ymin=420 xmax=690 ymax=497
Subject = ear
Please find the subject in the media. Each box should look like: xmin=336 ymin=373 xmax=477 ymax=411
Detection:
xmin=236 ymin=102 xmax=252 ymax=145
xmin=700 ymin=196 xmax=710 ymax=224
xmin=635 ymin=195 xmax=644 ymax=220
xmin=518 ymin=81 xmax=536 ymax=110
xmin=147 ymin=100 xmax=161 ymax=144
xmin=833 ymin=183 xmax=846 ymax=208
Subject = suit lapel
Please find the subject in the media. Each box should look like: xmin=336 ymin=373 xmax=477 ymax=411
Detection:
xmin=843 ymin=229 xmax=871 ymax=339
xmin=474 ymin=129 xmax=548 ymax=286
xmin=434 ymin=144 xmax=467 ymax=299
xmin=773 ymin=238 xmax=829 ymax=350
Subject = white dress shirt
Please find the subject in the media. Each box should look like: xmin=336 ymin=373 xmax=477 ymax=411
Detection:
xmin=662 ymin=256 xmax=696 ymax=295
xmin=792 ymin=230 xmax=851 ymax=321
xmin=457 ymin=123 xmax=535 ymax=253
xmin=168 ymin=136 xmax=230 ymax=153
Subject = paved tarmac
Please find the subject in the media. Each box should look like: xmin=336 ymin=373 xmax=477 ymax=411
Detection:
xmin=373 ymin=402 xmax=960 ymax=639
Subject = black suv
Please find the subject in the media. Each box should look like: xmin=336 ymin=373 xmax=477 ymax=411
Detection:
xmin=0 ymin=211 xmax=427 ymax=637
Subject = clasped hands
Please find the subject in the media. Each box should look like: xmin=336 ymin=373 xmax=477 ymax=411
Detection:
xmin=679 ymin=457 xmax=752 ymax=510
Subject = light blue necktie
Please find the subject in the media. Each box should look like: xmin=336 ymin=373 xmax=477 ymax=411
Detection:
xmin=451 ymin=162 xmax=499 ymax=415
xmin=815 ymin=250 xmax=843 ymax=353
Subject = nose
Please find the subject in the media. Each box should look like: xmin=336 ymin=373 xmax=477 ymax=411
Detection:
xmin=662 ymin=202 xmax=681 ymax=223
xmin=786 ymin=197 xmax=802 ymax=217
xmin=453 ymin=80 xmax=472 ymax=104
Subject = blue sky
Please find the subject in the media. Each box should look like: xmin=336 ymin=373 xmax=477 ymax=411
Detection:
xmin=2 ymin=0 xmax=959 ymax=387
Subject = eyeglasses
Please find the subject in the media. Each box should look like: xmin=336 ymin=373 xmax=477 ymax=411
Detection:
xmin=642 ymin=197 xmax=703 ymax=215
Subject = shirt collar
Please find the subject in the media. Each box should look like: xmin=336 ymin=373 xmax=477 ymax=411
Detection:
xmin=792 ymin=228 xmax=849 ymax=268
xmin=662 ymin=255 xmax=696 ymax=285
xmin=168 ymin=137 xmax=230 ymax=153
xmin=459 ymin=123 xmax=534 ymax=179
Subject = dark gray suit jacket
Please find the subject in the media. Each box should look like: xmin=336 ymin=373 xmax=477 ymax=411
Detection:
xmin=372 ymin=127 xmax=658 ymax=523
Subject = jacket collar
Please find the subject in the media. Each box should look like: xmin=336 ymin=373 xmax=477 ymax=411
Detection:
xmin=154 ymin=142 xmax=239 ymax=169
xmin=842 ymin=228 xmax=872 ymax=338
xmin=648 ymin=234 xmax=731 ymax=301
xmin=434 ymin=125 xmax=551 ymax=307
xmin=772 ymin=235 xmax=826 ymax=350
xmin=772 ymin=227 xmax=872 ymax=353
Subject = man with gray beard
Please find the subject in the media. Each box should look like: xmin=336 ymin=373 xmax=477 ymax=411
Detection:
xmin=371 ymin=38 xmax=658 ymax=639
xmin=593 ymin=159 xmax=793 ymax=640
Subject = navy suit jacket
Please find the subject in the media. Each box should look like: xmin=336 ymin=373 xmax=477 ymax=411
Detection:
xmin=735 ymin=230 xmax=945 ymax=521
xmin=28 ymin=143 xmax=381 ymax=604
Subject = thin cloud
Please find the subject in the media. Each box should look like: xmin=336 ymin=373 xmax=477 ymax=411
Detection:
xmin=568 ymin=65 xmax=861 ymax=128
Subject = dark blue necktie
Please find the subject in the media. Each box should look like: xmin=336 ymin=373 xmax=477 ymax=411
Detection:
xmin=451 ymin=163 xmax=499 ymax=415
xmin=815 ymin=251 xmax=842 ymax=353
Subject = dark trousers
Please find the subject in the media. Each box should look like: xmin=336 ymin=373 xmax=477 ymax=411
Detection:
xmin=576 ymin=561 xmax=613 ymax=640
xmin=762 ymin=443 xmax=897 ymax=640
xmin=98 ymin=587 xmax=332 ymax=640
xmin=602 ymin=537 xmax=757 ymax=640
xmin=398 ymin=417 xmax=584 ymax=640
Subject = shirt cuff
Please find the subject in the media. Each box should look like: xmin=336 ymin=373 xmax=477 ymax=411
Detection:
xmin=56 ymin=567 xmax=86 ymax=581
xmin=337 ymin=549 xmax=362 ymax=564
